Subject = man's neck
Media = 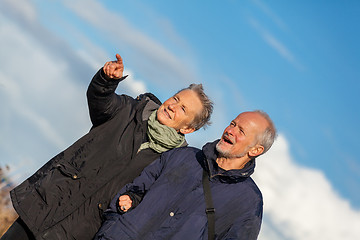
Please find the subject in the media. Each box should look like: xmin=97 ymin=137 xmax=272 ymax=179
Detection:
xmin=216 ymin=156 xmax=250 ymax=170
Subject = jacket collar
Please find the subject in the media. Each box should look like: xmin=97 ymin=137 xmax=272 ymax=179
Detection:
xmin=201 ymin=140 xmax=256 ymax=183
xmin=140 ymin=96 xmax=161 ymax=121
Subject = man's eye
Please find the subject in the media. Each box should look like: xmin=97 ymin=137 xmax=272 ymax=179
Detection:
xmin=239 ymin=128 xmax=246 ymax=135
xmin=182 ymin=106 xmax=186 ymax=112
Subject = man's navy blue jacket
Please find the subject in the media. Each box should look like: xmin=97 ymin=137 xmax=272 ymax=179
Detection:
xmin=95 ymin=140 xmax=263 ymax=240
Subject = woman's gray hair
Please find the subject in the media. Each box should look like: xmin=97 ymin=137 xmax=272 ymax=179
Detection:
xmin=254 ymin=110 xmax=277 ymax=155
xmin=177 ymin=83 xmax=213 ymax=130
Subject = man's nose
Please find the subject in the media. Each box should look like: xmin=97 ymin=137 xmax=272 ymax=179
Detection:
xmin=225 ymin=126 xmax=234 ymax=136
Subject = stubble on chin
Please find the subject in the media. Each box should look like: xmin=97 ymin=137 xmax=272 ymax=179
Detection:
xmin=215 ymin=141 xmax=246 ymax=159
xmin=216 ymin=141 xmax=230 ymax=158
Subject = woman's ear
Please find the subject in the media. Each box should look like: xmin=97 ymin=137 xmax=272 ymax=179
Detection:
xmin=179 ymin=127 xmax=196 ymax=135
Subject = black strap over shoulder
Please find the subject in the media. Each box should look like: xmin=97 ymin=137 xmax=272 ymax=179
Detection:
xmin=202 ymin=169 xmax=215 ymax=240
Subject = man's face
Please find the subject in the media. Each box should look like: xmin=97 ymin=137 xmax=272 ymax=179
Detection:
xmin=216 ymin=112 xmax=268 ymax=158
xmin=157 ymin=89 xmax=203 ymax=134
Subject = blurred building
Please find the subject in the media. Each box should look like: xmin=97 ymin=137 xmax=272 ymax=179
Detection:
xmin=0 ymin=165 xmax=18 ymax=236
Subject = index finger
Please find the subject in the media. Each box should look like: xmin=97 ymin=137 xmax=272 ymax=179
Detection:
xmin=115 ymin=53 xmax=123 ymax=64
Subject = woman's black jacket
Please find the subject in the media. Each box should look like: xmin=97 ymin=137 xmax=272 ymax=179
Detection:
xmin=10 ymin=69 xmax=165 ymax=239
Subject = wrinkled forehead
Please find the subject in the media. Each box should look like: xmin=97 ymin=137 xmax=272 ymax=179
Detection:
xmin=234 ymin=112 xmax=268 ymax=131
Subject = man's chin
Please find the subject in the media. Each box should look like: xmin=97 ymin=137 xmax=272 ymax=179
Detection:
xmin=216 ymin=143 xmax=246 ymax=159
xmin=216 ymin=140 xmax=231 ymax=149
xmin=216 ymin=143 xmax=230 ymax=157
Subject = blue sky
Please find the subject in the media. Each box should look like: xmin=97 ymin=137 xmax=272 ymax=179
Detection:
xmin=1 ymin=1 xmax=360 ymax=239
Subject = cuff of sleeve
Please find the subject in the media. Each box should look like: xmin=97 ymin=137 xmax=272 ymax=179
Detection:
xmin=100 ymin=68 xmax=128 ymax=82
xmin=116 ymin=198 xmax=126 ymax=214
xmin=116 ymin=192 xmax=141 ymax=214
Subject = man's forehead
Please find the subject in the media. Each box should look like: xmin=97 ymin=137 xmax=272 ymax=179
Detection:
xmin=234 ymin=112 xmax=268 ymax=128
xmin=234 ymin=112 xmax=252 ymax=121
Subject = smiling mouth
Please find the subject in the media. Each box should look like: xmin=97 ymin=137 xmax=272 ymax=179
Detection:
xmin=222 ymin=134 xmax=233 ymax=145
xmin=164 ymin=108 xmax=172 ymax=119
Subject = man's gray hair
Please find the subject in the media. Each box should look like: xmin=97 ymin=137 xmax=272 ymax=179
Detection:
xmin=177 ymin=84 xmax=213 ymax=130
xmin=254 ymin=110 xmax=277 ymax=155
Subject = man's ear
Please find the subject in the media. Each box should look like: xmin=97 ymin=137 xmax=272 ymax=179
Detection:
xmin=248 ymin=145 xmax=264 ymax=157
xmin=179 ymin=127 xmax=196 ymax=135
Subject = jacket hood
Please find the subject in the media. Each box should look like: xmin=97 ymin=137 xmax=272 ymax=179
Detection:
xmin=200 ymin=140 xmax=256 ymax=183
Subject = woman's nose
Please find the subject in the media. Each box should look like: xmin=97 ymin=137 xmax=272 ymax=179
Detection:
xmin=168 ymin=103 xmax=176 ymax=111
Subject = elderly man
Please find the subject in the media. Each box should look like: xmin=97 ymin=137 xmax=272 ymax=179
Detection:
xmin=94 ymin=111 xmax=276 ymax=240
xmin=4 ymin=54 xmax=213 ymax=240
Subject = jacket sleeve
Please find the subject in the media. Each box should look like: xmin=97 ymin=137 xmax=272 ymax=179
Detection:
xmin=221 ymin=213 xmax=262 ymax=240
xmin=105 ymin=151 xmax=171 ymax=214
xmin=86 ymin=68 xmax=132 ymax=127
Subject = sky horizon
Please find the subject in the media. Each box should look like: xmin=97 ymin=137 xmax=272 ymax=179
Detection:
xmin=1 ymin=1 xmax=360 ymax=239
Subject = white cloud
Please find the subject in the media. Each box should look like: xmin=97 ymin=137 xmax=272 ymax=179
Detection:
xmin=0 ymin=14 xmax=87 ymax=149
xmin=0 ymin=10 xmax=92 ymax=178
xmin=0 ymin=0 xmax=37 ymax=22
xmin=251 ymin=0 xmax=287 ymax=31
xmin=247 ymin=17 xmax=304 ymax=71
xmin=253 ymin=134 xmax=360 ymax=240
xmin=122 ymin=69 xmax=147 ymax=96
xmin=62 ymin=0 xmax=200 ymax=88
